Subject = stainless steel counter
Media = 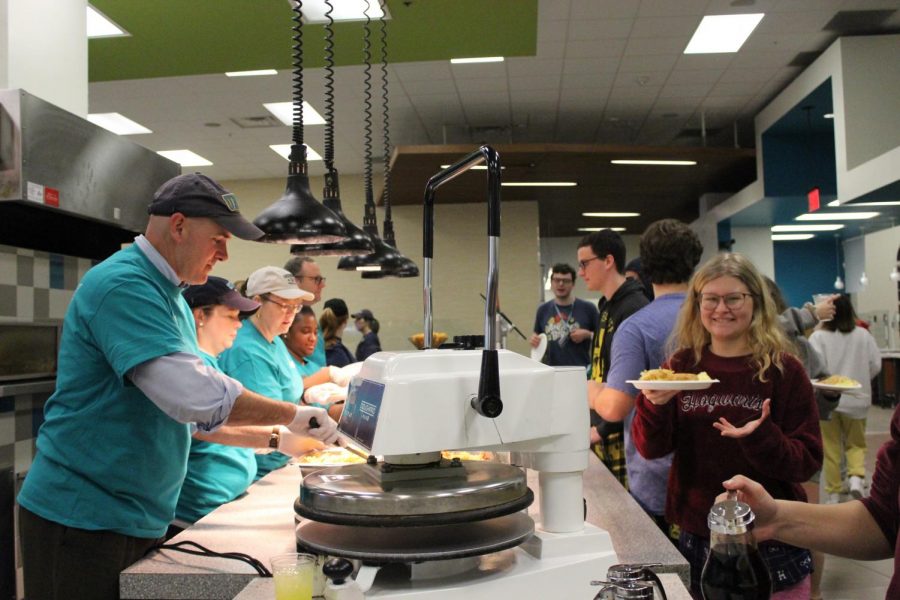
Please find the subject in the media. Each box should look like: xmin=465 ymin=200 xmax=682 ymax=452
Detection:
xmin=122 ymin=455 xmax=689 ymax=599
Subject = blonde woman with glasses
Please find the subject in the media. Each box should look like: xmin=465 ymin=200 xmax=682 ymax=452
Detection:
xmin=632 ymin=253 xmax=823 ymax=599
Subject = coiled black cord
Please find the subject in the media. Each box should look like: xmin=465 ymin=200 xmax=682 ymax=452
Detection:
xmin=378 ymin=2 xmax=392 ymax=225
xmin=153 ymin=540 xmax=272 ymax=577
xmin=361 ymin=0 xmax=376 ymax=221
xmin=291 ymin=0 xmax=304 ymax=147
xmin=322 ymin=0 xmax=335 ymax=168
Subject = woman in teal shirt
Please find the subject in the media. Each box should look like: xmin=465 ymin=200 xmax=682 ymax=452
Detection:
xmin=220 ymin=266 xmax=315 ymax=479
xmin=174 ymin=276 xmax=322 ymax=531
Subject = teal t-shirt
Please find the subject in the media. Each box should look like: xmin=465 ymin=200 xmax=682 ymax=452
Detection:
xmin=290 ymin=353 xmax=322 ymax=378
xmin=175 ymin=352 xmax=257 ymax=524
xmin=219 ymin=321 xmax=303 ymax=478
xmin=17 ymin=244 xmax=196 ymax=538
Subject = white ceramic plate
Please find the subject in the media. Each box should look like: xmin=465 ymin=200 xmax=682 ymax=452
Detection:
xmin=531 ymin=333 xmax=548 ymax=361
xmin=812 ymin=380 xmax=862 ymax=392
xmin=627 ymin=379 xmax=719 ymax=391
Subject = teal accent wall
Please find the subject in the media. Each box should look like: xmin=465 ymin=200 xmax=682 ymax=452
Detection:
xmin=773 ymin=237 xmax=840 ymax=307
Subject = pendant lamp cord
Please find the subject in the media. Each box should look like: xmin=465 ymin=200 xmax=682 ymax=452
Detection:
xmin=379 ymin=1 xmax=396 ymax=246
xmin=361 ymin=1 xmax=378 ymax=233
xmin=323 ymin=0 xmax=335 ymax=169
xmin=290 ymin=1 xmax=304 ymax=148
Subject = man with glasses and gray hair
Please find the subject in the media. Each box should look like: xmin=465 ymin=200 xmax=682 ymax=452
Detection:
xmin=530 ymin=263 xmax=599 ymax=368
xmin=284 ymin=256 xmax=328 ymax=368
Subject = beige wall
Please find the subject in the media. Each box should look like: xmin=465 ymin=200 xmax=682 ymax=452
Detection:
xmin=215 ymin=174 xmax=541 ymax=357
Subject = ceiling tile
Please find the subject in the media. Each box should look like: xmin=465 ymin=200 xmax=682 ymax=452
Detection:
xmin=510 ymin=90 xmax=561 ymax=104
xmin=618 ymin=54 xmax=679 ymax=73
xmin=453 ymin=77 xmax=510 ymax=93
xmin=567 ymin=18 xmax=634 ymax=40
xmin=566 ymin=38 xmax=627 ymax=59
xmin=637 ymin=0 xmax=708 ymax=17
xmin=397 ymin=78 xmax=457 ymax=95
xmin=675 ymin=53 xmax=736 ymax=71
xmin=509 ymin=75 xmax=563 ymax=92
xmin=719 ymin=67 xmax=779 ymax=84
xmin=623 ymin=36 xmax=688 ymax=57
xmin=506 ymin=57 xmax=563 ymax=77
xmin=569 ymin=0 xmax=640 ymax=19
xmin=666 ymin=69 xmax=726 ymax=85
xmin=659 ymin=82 xmax=713 ymax=99
xmin=393 ymin=62 xmax=453 ymax=81
xmin=563 ymin=57 xmax=621 ymax=75
xmin=710 ymin=80 xmax=772 ymax=97
xmin=561 ymin=72 xmax=616 ymax=89
xmin=449 ymin=62 xmax=508 ymax=79
xmin=538 ymin=18 xmax=569 ymax=42
xmin=630 ymin=16 xmax=701 ymax=38
xmin=536 ymin=40 xmax=567 ymax=58
xmin=538 ymin=0 xmax=572 ymax=21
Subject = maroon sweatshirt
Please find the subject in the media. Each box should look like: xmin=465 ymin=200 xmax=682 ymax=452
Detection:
xmin=632 ymin=347 xmax=823 ymax=537
xmin=861 ymin=405 xmax=900 ymax=598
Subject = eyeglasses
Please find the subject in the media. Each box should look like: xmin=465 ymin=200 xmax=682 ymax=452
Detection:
xmin=299 ymin=275 xmax=326 ymax=285
xmin=698 ymin=292 xmax=754 ymax=311
xmin=264 ymin=297 xmax=303 ymax=314
xmin=550 ymin=277 xmax=574 ymax=285
xmin=577 ymin=256 xmax=601 ymax=271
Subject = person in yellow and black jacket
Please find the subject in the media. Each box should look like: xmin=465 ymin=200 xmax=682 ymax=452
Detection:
xmin=576 ymin=229 xmax=649 ymax=487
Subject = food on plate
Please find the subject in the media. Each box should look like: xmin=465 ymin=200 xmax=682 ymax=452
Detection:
xmin=409 ymin=331 xmax=449 ymax=349
xmin=297 ymin=447 xmax=366 ymax=466
xmin=817 ymin=375 xmax=860 ymax=387
xmin=442 ymin=450 xmax=493 ymax=461
xmin=639 ymin=368 xmax=711 ymax=381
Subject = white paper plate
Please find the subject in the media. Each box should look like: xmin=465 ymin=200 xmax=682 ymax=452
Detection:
xmin=627 ymin=379 xmax=719 ymax=391
xmin=531 ymin=333 xmax=548 ymax=361
xmin=812 ymin=380 xmax=862 ymax=392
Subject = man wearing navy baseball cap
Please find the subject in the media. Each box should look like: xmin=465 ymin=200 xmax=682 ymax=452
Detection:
xmin=18 ymin=173 xmax=339 ymax=600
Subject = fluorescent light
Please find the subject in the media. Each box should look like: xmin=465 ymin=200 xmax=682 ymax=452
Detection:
xmin=356 ymin=265 xmax=382 ymax=272
xmin=578 ymin=227 xmax=626 ymax=232
xmin=610 ymin=159 xmax=697 ymax=166
xmin=87 ymin=5 xmax=129 ymax=38
xmin=263 ymin=102 xmax=326 ymax=126
xmin=87 ymin=113 xmax=151 ymax=135
xmin=684 ymin=14 xmax=764 ymax=54
xmin=439 ymin=164 xmax=505 ymax=171
xmin=269 ymin=144 xmax=323 ymax=161
xmin=299 ymin=0 xmax=386 ymax=24
xmin=450 ymin=57 xmax=505 ymax=64
xmin=827 ymin=199 xmax=842 ymax=207
xmin=771 ymin=224 xmax=844 ymax=232
xmin=582 ymin=212 xmax=640 ymax=218
xmin=796 ymin=212 xmax=880 ymax=221
xmin=157 ymin=150 xmax=212 ymax=167
xmin=842 ymin=201 xmax=900 ymax=207
xmin=823 ymin=113 xmax=834 ymax=119
xmin=226 ymin=69 xmax=278 ymax=77
xmin=502 ymin=182 xmax=577 ymax=187
xmin=772 ymin=234 xmax=815 ymax=241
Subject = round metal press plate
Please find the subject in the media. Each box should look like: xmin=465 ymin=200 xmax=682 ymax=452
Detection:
xmin=295 ymin=512 xmax=535 ymax=563
xmin=298 ymin=461 xmax=531 ymax=522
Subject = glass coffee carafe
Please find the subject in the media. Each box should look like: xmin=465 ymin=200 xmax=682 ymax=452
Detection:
xmin=700 ymin=491 xmax=772 ymax=600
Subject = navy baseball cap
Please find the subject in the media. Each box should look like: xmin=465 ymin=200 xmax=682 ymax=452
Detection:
xmin=148 ymin=173 xmax=265 ymax=241
xmin=183 ymin=276 xmax=260 ymax=315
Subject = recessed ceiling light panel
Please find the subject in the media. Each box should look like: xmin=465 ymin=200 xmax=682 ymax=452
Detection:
xmin=795 ymin=212 xmax=879 ymax=221
xmin=450 ymin=57 xmax=505 ymax=64
xmin=87 ymin=113 xmax=151 ymax=135
xmin=263 ymin=101 xmax=326 ymax=126
xmin=298 ymin=0 xmax=387 ymax=23
xmin=225 ymin=69 xmax=278 ymax=77
xmin=771 ymin=224 xmax=844 ymax=232
xmin=157 ymin=150 xmax=212 ymax=167
xmin=684 ymin=14 xmax=764 ymax=54
xmin=270 ymin=144 xmax=323 ymax=161
xmin=610 ymin=159 xmax=697 ymax=166
xmin=771 ymin=234 xmax=815 ymax=241
xmin=582 ymin=212 xmax=640 ymax=217
xmin=87 ymin=5 xmax=129 ymax=38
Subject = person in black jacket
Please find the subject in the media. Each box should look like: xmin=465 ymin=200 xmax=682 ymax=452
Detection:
xmin=353 ymin=309 xmax=382 ymax=361
xmin=321 ymin=298 xmax=354 ymax=367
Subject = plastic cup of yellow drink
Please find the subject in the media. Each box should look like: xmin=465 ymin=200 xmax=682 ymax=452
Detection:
xmin=270 ymin=553 xmax=315 ymax=600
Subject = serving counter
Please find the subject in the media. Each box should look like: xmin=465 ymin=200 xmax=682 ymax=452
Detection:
xmin=122 ymin=455 xmax=689 ymax=599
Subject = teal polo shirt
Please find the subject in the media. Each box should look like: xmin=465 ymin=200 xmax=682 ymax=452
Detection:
xmin=219 ymin=320 xmax=303 ymax=478
xmin=18 ymin=244 xmax=197 ymax=538
xmin=175 ymin=352 xmax=257 ymax=524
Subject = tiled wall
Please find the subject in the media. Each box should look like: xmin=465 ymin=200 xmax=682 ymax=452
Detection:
xmin=0 ymin=243 xmax=95 ymax=599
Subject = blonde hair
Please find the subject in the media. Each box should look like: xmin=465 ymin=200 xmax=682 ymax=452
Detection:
xmin=673 ymin=252 xmax=791 ymax=382
xmin=319 ymin=307 xmax=348 ymax=350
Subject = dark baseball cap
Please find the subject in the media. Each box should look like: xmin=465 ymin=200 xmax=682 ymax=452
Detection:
xmin=323 ymin=298 xmax=349 ymax=318
xmin=183 ymin=276 xmax=260 ymax=315
xmin=148 ymin=173 xmax=265 ymax=241
xmin=351 ymin=309 xmax=374 ymax=320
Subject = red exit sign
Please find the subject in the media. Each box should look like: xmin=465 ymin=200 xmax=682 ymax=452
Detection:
xmin=807 ymin=187 xmax=820 ymax=212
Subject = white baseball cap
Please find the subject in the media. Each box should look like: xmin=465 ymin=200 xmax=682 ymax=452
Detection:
xmin=245 ymin=266 xmax=314 ymax=301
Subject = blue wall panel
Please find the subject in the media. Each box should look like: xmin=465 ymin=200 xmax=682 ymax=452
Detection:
xmin=773 ymin=237 xmax=840 ymax=308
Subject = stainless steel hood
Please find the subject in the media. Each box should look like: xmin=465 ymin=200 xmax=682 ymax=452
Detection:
xmin=0 ymin=89 xmax=180 ymax=259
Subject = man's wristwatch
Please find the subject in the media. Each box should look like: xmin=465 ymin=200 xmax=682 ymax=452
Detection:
xmin=268 ymin=427 xmax=281 ymax=450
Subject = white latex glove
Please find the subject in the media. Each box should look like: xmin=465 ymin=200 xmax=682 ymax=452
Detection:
xmin=328 ymin=365 xmax=352 ymax=387
xmin=304 ymin=383 xmax=347 ymax=406
xmin=276 ymin=426 xmax=326 ymax=456
xmin=287 ymin=405 xmax=339 ymax=444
